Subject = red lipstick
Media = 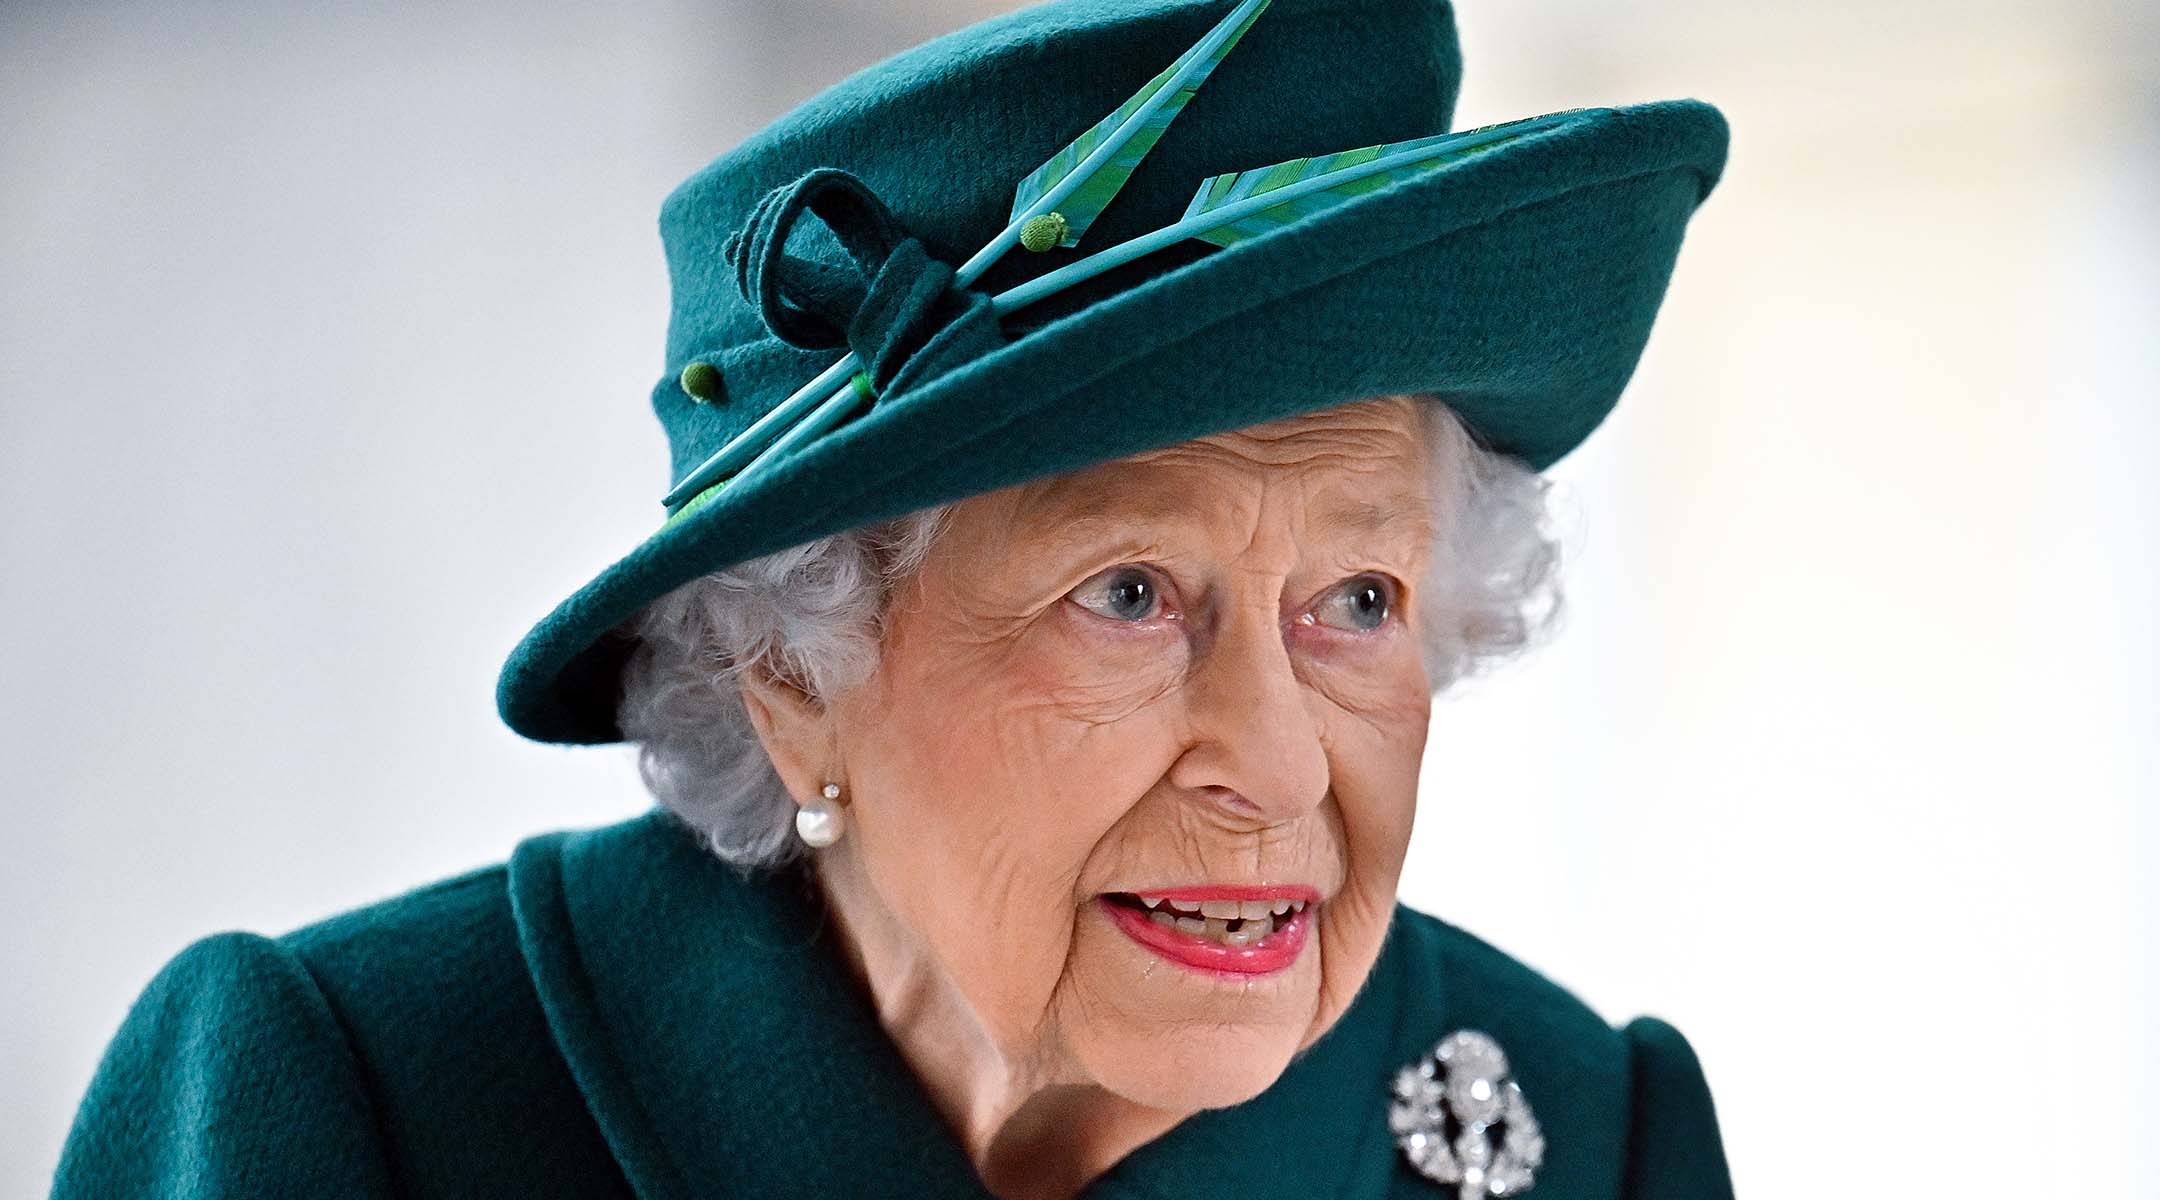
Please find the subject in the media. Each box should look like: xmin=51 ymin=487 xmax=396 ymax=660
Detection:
xmin=1097 ymin=886 xmax=1316 ymax=977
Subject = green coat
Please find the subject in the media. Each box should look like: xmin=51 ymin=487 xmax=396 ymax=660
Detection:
xmin=52 ymin=810 xmax=1735 ymax=1198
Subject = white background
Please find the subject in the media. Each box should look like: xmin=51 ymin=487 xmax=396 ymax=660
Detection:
xmin=4 ymin=0 xmax=2154 ymax=1194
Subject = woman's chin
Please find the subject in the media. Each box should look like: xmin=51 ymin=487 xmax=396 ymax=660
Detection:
xmin=1056 ymin=896 xmax=1329 ymax=1112
xmin=1077 ymin=1029 xmax=1303 ymax=1113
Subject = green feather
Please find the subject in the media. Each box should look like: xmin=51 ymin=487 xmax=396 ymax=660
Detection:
xmin=1180 ymin=110 xmax=1589 ymax=247
xmin=1010 ymin=0 xmax=1272 ymax=248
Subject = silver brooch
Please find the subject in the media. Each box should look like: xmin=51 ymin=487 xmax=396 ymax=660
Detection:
xmin=1389 ymin=1029 xmax=1546 ymax=1197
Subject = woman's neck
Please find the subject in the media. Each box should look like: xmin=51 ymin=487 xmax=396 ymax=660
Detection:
xmin=810 ymin=850 xmax=1191 ymax=1200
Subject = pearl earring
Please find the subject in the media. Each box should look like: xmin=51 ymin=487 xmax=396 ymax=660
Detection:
xmin=796 ymin=781 xmax=846 ymax=848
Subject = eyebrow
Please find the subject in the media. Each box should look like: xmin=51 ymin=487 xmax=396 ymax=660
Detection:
xmin=1317 ymin=495 xmax=1436 ymax=540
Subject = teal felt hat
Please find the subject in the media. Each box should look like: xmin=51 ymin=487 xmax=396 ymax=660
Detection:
xmin=496 ymin=0 xmax=1729 ymax=745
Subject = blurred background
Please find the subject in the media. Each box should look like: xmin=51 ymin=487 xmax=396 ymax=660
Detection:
xmin=3 ymin=0 xmax=2154 ymax=1193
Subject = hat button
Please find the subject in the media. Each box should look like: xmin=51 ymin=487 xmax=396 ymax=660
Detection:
xmin=678 ymin=360 xmax=724 ymax=403
xmin=1019 ymin=211 xmax=1067 ymax=253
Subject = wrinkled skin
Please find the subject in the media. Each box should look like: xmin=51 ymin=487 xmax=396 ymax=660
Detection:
xmin=739 ymin=394 xmax=1439 ymax=1200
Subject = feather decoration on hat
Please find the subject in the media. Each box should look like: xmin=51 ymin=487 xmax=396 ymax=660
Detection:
xmin=1178 ymin=110 xmax=1584 ymax=246
xmin=988 ymin=109 xmax=1592 ymax=316
xmin=1008 ymin=0 xmax=1272 ymax=249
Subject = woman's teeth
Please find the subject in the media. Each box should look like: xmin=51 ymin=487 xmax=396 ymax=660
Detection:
xmin=1136 ymin=896 xmax=1307 ymax=945
xmin=1141 ymin=896 xmax=1305 ymax=918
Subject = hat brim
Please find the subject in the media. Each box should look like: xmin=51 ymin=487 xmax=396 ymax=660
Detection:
xmin=499 ymin=100 xmax=1729 ymax=744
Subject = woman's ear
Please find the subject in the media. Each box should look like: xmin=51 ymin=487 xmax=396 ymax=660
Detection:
xmin=736 ymin=658 xmax=839 ymax=806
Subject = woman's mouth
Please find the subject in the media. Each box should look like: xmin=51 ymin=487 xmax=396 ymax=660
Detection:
xmin=1097 ymin=887 xmax=1316 ymax=976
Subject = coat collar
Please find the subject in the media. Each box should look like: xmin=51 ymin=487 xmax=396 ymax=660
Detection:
xmin=507 ymin=810 xmax=1439 ymax=1199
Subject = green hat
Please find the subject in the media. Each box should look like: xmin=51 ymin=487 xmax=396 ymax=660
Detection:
xmin=496 ymin=0 xmax=1729 ymax=745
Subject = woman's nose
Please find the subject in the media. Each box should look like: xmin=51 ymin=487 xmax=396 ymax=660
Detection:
xmin=1163 ymin=599 xmax=1330 ymax=825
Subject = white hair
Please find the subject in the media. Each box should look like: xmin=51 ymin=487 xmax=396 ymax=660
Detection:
xmin=618 ymin=398 xmax=1566 ymax=871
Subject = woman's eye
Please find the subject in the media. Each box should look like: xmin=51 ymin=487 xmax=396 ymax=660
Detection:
xmin=1069 ymin=565 xmax=1164 ymax=622
xmin=1314 ymin=574 xmax=1394 ymax=632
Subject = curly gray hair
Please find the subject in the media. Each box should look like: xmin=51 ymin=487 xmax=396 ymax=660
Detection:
xmin=618 ymin=398 xmax=1566 ymax=871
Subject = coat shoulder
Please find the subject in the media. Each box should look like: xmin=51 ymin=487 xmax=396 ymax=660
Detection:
xmin=1387 ymin=903 xmax=1626 ymax=1066
xmin=1380 ymin=905 xmax=1735 ymax=1199
xmin=56 ymin=850 xmax=634 ymax=1200
xmin=275 ymin=854 xmax=635 ymax=1199
xmin=53 ymin=929 xmax=401 ymax=1197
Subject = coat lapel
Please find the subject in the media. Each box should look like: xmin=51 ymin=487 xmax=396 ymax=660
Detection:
xmin=507 ymin=810 xmax=1434 ymax=1198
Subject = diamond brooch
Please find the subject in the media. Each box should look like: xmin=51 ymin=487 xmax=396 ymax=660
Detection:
xmin=1389 ymin=1029 xmax=1546 ymax=1197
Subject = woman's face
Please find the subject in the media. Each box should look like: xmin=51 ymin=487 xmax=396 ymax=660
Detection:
xmin=774 ymin=394 xmax=1438 ymax=1113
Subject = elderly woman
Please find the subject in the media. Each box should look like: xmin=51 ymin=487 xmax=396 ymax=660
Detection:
xmin=55 ymin=0 xmax=1733 ymax=1197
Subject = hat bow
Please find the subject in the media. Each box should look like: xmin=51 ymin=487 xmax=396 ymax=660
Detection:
xmin=721 ymin=166 xmax=1003 ymax=398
